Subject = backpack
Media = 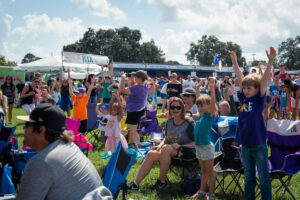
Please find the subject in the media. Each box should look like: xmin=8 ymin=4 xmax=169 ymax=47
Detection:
xmin=184 ymin=173 xmax=201 ymax=195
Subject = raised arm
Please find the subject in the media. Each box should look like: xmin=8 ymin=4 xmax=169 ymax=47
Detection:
xmin=59 ymin=68 xmax=63 ymax=87
xmin=196 ymin=79 xmax=205 ymax=98
xmin=208 ymin=77 xmax=217 ymax=117
xmin=86 ymin=76 xmax=95 ymax=97
xmin=109 ymin=62 xmax=114 ymax=80
xmin=230 ymin=51 xmax=244 ymax=90
xmin=261 ymin=47 xmax=276 ymax=96
xmin=101 ymin=65 xmax=105 ymax=83
xmin=120 ymin=73 xmax=131 ymax=95
xmin=67 ymin=68 xmax=71 ymax=80
xmin=68 ymin=78 xmax=73 ymax=96
xmin=96 ymin=103 xmax=101 ymax=116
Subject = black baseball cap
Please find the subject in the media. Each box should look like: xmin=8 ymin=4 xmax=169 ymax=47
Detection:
xmin=17 ymin=103 xmax=66 ymax=133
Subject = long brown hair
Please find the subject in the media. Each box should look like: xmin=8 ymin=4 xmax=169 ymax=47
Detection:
xmin=0 ymin=90 xmax=8 ymax=112
xmin=168 ymin=97 xmax=186 ymax=120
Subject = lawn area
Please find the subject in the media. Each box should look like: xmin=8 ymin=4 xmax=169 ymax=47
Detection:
xmin=8 ymin=107 xmax=300 ymax=200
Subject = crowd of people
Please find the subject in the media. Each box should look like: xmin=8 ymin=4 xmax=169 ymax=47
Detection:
xmin=0 ymin=46 xmax=299 ymax=199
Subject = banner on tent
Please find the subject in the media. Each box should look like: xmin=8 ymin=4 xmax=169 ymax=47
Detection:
xmin=63 ymin=52 xmax=109 ymax=65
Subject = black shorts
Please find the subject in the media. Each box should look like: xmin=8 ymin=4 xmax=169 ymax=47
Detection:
xmin=79 ymin=120 xmax=87 ymax=133
xmin=126 ymin=109 xmax=145 ymax=125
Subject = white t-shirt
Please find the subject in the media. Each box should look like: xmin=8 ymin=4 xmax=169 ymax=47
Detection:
xmin=233 ymin=86 xmax=240 ymax=102
xmin=160 ymin=83 xmax=167 ymax=94
xmin=98 ymin=113 xmax=110 ymax=131
xmin=183 ymin=80 xmax=195 ymax=88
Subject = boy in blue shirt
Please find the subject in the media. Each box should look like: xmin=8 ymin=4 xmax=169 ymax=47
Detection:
xmin=230 ymin=47 xmax=276 ymax=200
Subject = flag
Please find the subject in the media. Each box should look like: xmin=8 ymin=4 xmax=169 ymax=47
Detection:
xmin=214 ymin=56 xmax=220 ymax=64
xmin=214 ymin=56 xmax=222 ymax=71
xmin=218 ymin=59 xmax=223 ymax=71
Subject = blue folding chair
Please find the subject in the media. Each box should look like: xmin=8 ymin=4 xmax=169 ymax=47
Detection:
xmin=210 ymin=116 xmax=238 ymax=152
xmin=0 ymin=125 xmax=16 ymax=155
xmin=102 ymin=141 xmax=137 ymax=200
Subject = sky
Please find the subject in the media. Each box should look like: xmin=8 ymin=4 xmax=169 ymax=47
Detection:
xmin=0 ymin=0 xmax=300 ymax=65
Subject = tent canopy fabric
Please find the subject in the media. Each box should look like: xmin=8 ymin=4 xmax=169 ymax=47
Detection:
xmin=14 ymin=56 xmax=109 ymax=79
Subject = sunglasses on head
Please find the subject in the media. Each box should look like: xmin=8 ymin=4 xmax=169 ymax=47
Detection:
xmin=170 ymin=105 xmax=182 ymax=110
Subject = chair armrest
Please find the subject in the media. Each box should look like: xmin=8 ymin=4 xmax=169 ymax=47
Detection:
xmin=281 ymin=151 xmax=300 ymax=174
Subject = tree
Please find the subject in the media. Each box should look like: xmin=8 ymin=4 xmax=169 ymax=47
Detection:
xmin=186 ymin=35 xmax=246 ymax=66
xmin=21 ymin=53 xmax=41 ymax=64
xmin=0 ymin=55 xmax=16 ymax=66
xmin=278 ymin=36 xmax=300 ymax=70
xmin=63 ymin=27 xmax=166 ymax=63
xmin=140 ymin=40 xmax=165 ymax=63
xmin=165 ymin=60 xmax=181 ymax=65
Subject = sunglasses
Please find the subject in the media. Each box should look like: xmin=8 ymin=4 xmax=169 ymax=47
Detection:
xmin=24 ymin=122 xmax=35 ymax=128
xmin=170 ymin=105 xmax=182 ymax=110
xmin=182 ymin=94 xmax=192 ymax=97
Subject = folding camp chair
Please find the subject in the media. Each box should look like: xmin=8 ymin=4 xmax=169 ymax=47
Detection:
xmin=0 ymin=125 xmax=16 ymax=156
xmin=87 ymin=103 xmax=98 ymax=131
xmin=66 ymin=118 xmax=92 ymax=156
xmin=210 ymin=116 xmax=238 ymax=152
xmin=264 ymin=119 xmax=300 ymax=200
xmin=214 ymin=137 xmax=244 ymax=196
xmin=102 ymin=141 xmax=137 ymax=200
xmin=10 ymin=149 xmax=37 ymax=186
xmin=168 ymin=146 xmax=199 ymax=183
xmin=137 ymin=109 xmax=163 ymax=142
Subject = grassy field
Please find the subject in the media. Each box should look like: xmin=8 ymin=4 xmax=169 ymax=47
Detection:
xmin=8 ymin=107 xmax=300 ymax=200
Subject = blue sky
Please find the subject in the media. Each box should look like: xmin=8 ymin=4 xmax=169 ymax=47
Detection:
xmin=1 ymin=0 xmax=300 ymax=65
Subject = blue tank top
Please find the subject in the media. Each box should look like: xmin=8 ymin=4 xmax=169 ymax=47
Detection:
xmin=21 ymin=84 xmax=35 ymax=105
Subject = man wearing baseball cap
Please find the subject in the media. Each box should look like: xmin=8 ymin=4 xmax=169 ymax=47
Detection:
xmin=16 ymin=103 xmax=111 ymax=200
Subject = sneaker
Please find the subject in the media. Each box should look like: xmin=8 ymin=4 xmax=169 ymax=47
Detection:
xmin=127 ymin=182 xmax=139 ymax=191
xmin=151 ymin=179 xmax=168 ymax=190
xmin=192 ymin=190 xmax=206 ymax=199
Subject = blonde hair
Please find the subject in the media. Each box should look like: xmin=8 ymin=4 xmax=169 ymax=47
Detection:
xmin=241 ymin=73 xmax=261 ymax=88
xmin=195 ymin=95 xmax=218 ymax=114
xmin=110 ymin=102 xmax=123 ymax=119
xmin=168 ymin=97 xmax=186 ymax=120
xmin=0 ymin=90 xmax=8 ymax=112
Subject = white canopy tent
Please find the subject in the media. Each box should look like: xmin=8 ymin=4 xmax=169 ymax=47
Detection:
xmin=15 ymin=55 xmax=109 ymax=79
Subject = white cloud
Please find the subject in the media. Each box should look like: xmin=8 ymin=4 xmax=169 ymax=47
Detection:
xmin=157 ymin=29 xmax=201 ymax=64
xmin=11 ymin=13 xmax=85 ymax=42
xmin=70 ymin=0 xmax=127 ymax=20
xmin=147 ymin=0 xmax=300 ymax=63
xmin=0 ymin=0 xmax=13 ymax=54
xmin=89 ymin=24 xmax=114 ymax=31
xmin=140 ymin=29 xmax=152 ymax=42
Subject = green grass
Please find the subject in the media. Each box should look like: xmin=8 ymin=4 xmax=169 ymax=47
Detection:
xmin=7 ymin=107 xmax=300 ymax=200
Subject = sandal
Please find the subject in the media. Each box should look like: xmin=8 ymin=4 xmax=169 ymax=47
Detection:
xmin=192 ymin=190 xmax=206 ymax=199
xmin=207 ymin=193 xmax=215 ymax=200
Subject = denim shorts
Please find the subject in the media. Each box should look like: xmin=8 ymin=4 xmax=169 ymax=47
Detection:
xmin=195 ymin=143 xmax=215 ymax=160
xmin=160 ymin=93 xmax=167 ymax=99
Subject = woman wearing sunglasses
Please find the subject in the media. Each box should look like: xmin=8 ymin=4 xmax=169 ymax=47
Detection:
xmin=20 ymin=77 xmax=39 ymax=114
xmin=180 ymin=87 xmax=199 ymax=120
xmin=128 ymin=97 xmax=195 ymax=191
xmin=0 ymin=76 xmax=17 ymax=124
